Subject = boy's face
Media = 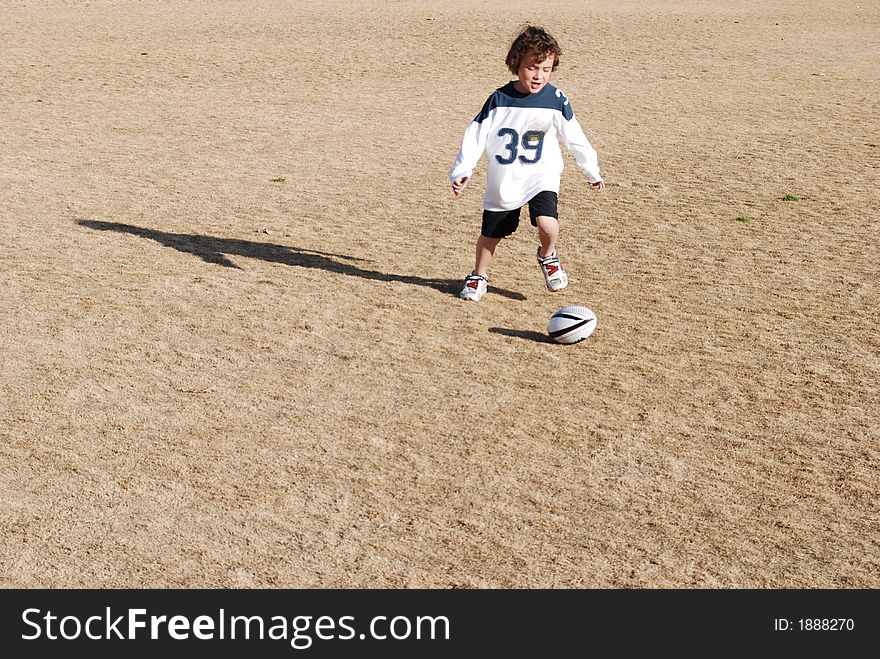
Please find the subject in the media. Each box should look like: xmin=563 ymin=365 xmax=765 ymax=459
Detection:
xmin=514 ymin=51 xmax=555 ymax=94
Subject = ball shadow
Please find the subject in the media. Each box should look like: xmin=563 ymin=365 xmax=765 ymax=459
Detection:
xmin=488 ymin=327 xmax=556 ymax=344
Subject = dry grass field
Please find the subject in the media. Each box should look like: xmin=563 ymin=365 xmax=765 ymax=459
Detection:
xmin=1 ymin=0 xmax=877 ymax=588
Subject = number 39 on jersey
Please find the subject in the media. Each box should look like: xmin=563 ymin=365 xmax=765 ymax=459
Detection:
xmin=495 ymin=128 xmax=546 ymax=165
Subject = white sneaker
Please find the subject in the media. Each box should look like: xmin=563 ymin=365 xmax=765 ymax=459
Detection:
xmin=536 ymin=247 xmax=568 ymax=291
xmin=459 ymin=273 xmax=488 ymax=301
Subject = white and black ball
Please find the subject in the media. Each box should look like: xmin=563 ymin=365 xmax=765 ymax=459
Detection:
xmin=547 ymin=305 xmax=597 ymax=344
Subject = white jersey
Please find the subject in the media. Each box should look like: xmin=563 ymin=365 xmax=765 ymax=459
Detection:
xmin=449 ymin=82 xmax=602 ymax=211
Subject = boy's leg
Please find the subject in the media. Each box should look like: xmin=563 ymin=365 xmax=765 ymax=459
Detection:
xmin=474 ymin=234 xmax=502 ymax=276
xmin=460 ymin=207 xmax=517 ymax=301
xmin=528 ymin=191 xmax=560 ymax=257
xmin=529 ymin=192 xmax=567 ymax=291
xmin=460 ymin=234 xmax=500 ymax=301
xmin=535 ymin=215 xmax=559 ymax=258
xmin=534 ymin=216 xmax=568 ymax=292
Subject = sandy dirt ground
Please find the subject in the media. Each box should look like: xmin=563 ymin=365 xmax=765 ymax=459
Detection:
xmin=1 ymin=0 xmax=877 ymax=588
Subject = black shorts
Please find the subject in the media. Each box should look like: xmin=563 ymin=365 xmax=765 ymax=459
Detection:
xmin=480 ymin=191 xmax=558 ymax=239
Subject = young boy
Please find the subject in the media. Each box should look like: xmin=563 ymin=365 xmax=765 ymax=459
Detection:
xmin=450 ymin=25 xmax=605 ymax=302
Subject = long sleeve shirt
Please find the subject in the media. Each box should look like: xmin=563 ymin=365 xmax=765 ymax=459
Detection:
xmin=449 ymin=81 xmax=602 ymax=211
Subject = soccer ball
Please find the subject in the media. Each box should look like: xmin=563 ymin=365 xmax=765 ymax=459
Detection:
xmin=547 ymin=305 xmax=597 ymax=344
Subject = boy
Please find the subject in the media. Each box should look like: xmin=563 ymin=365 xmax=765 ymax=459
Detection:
xmin=450 ymin=25 xmax=605 ymax=302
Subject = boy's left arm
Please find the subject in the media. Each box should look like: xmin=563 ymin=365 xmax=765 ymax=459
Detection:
xmin=557 ymin=112 xmax=604 ymax=190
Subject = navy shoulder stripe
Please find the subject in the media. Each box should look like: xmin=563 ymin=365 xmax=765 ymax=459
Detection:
xmin=474 ymin=82 xmax=574 ymax=123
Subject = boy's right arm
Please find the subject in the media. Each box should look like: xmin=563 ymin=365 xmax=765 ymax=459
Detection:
xmin=449 ymin=97 xmax=494 ymax=195
xmin=451 ymin=176 xmax=470 ymax=196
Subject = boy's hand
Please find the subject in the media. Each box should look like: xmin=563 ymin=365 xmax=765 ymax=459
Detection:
xmin=589 ymin=180 xmax=605 ymax=191
xmin=452 ymin=176 xmax=470 ymax=196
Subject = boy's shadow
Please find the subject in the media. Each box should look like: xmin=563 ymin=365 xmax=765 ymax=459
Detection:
xmin=77 ymin=220 xmax=526 ymax=300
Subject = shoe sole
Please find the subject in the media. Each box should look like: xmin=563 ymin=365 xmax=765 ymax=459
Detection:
xmin=546 ymin=274 xmax=568 ymax=291
xmin=543 ymin=273 xmax=568 ymax=291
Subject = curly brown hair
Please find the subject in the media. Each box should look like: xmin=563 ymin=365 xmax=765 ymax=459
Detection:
xmin=505 ymin=25 xmax=561 ymax=75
